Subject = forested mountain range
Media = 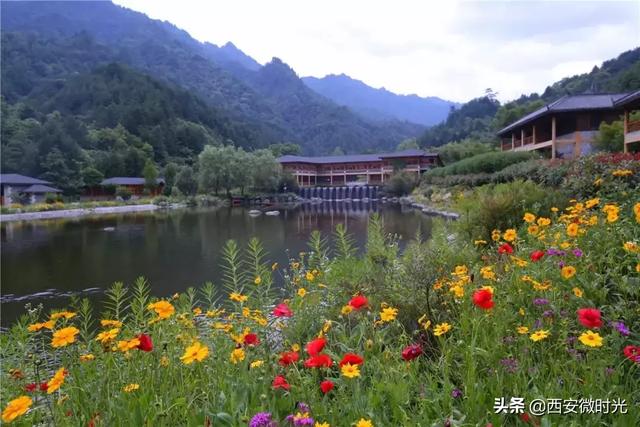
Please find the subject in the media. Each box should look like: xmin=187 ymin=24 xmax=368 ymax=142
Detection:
xmin=417 ymin=48 xmax=640 ymax=147
xmin=302 ymin=74 xmax=458 ymax=126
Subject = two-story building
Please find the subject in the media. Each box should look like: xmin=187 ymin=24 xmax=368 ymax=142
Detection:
xmin=278 ymin=149 xmax=442 ymax=187
xmin=498 ymin=93 xmax=631 ymax=159
xmin=614 ymin=90 xmax=640 ymax=153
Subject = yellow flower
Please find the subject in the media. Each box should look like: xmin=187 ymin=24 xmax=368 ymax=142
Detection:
xmin=51 ymin=326 xmax=80 ymax=348
xmin=250 ymin=360 xmax=264 ymax=369
xmin=585 ymin=198 xmax=599 ymax=209
xmin=611 ymin=169 xmax=633 ymax=177
xmin=623 ymin=241 xmax=639 ymax=253
xmin=322 ymin=320 xmax=332 ymax=333
xmin=529 ymin=330 xmax=550 ymax=342
xmin=117 ymin=338 xmax=141 ymax=352
xmin=341 ymin=363 xmax=360 ymax=378
xmin=433 ymin=322 xmax=452 ymax=336
xmin=272 ymin=262 xmax=278 ymax=270
xmin=527 ymin=224 xmax=539 ymax=235
xmin=566 ymin=223 xmax=579 ymax=237
xmin=100 ymin=319 xmax=123 ymax=328
xmin=516 ymin=326 xmax=529 ymax=334
xmin=578 ymin=330 xmax=603 ymax=348
xmin=491 ymin=229 xmax=501 ymax=241
xmin=96 ymin=328 xmax=120 ymax=344
xmin=636 ymin=263 xmax=640 ymax=273
xmin=291 ymin=343 xmax=301 ymax=352
xmin=503 ymin=229 xmax=517 ymax=242
xmin=50 ymin=311 xmax=76 ymax=321
xmin=291 ymin=262 xmax=300 ymax=269
xmin=519 ymin=308 xmax=525 ymax=316
xmin=147 ymin=300 xmax=175 ymax=319
xmin=341 ymin=305 xmax=353 ymax=315
xmin=379 ymin=307 xmax=398 ymax=322
xmin=523 ymin=213 xmax=536 ymax=223
xmin=123 ymin=383 xmax=140 ymax=393
xmin=418 ymin=314 xmax=431 ymax=330
xmin=474 ymin=239 xmax=487 ymax=245
xmin=561 ymin=266 xmax=576 ymax=279
xmin=532 ymin=280 xmax=552 ymax=291
xmin=79 ymin=354 xmax=95 ymax=362
xmin=510 ymin=256 xmax=528 ymax=267
xmin=306 ymin=271 xmax=315 ymax=281
xmin=213 ymin=322 xmax=233 ymax=333
xmin=2 ymin=396 xmax=32 ymax=423
xmin=315 ymin=423 xmax=331 ymax=427
xmin=453 ymin=265 xmax=468 ymax=276
xmin=537 ymin=217 xmax=551 ymax=227
xmin=46 ymin=367 xmax=66 ymax=394
xmin=193 ymin=307 xmax=202 ymax=316
xmin=180 ymin=341 xmax=209 ymax=364
xmin=298 ymin=288 xmax=307 ymax=298
xmin=160 ymin=356 xmax=170 ymax=367
xmin=572 ymin=287 xmax=583 ymax=298
xmin=229 ymin=292 xmax=248 ymax=303
xmin=254 ymin=276 xmax=262 ymax=285
xmin=230 ymin=348 xmax=246 ymax=364
xmin=594 ymin=177 xmax=603 ymax=186
xmin=551 ymin=207 xmax=559 ymax=212
xmin=28 ymin=320 xmax=56 ymax=332
xmin=355 ymin=419 xmax=373 ymax=427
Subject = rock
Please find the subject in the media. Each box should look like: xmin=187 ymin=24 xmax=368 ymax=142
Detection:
xmin=102 ymin=226 xmax=115 ymax=231
xmin=265 ymin=210 xmax=280 ymax=216
xmin=248 ymin=210 xmax=262 ymax=216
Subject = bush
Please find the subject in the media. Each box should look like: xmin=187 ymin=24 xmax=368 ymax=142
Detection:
xmin=454 ymin=180 xmax=569 ymax=240
xmin=425 ymin=151 xmax=537 ymax=178
xmin=435 ymin=139 xmax=496 ymax=164
xmin=383 ymin=172 xmax=419 ymax=196
xmin=115 ymin=186 xmax=132 ymax=201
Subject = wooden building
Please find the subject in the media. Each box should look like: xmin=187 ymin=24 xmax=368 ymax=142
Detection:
xmin=614 ymin=90 xmax=640 ymax=153
xmin=278 ymin=149 xmax=442 ymax=187
xmin=498 ymin=93 xmax=630 ymax=159
xmin=87 ymin=177 xmax=165 ymax=198
xmin=0 ymin=174 xmax=62 ymax=205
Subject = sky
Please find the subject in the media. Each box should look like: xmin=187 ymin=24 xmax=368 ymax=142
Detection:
xmin=113 ymin=0 xmax=640 ymax=103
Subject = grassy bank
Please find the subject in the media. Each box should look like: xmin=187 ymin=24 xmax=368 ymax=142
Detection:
xmin=1 ymin=159 xmax=639 ymax=426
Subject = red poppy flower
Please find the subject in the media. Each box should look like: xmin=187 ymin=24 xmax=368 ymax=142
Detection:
xmin=25 ymin=383 xmax=37 ymax=392
xmin=401 ymin=343 xmax=423 ymax=361
xmin=305 ymin=337 xmax=326 ymax=356
xmin=304 ymin=353 xmax=333 ymax=368
xmin=623 ymin=345 xmax=640 ymax=364
xmin=320 ymin=380 xmax=334 ymax=394
xmin=472 ymin=289 xmax=494 ymax=310
xmin=577 ymin=308 xmax=602 ymax=328
xmin=243 ymin=333 xmax=260 ymax=346
xmin=519 ymin=413 xmax=531 ymax=423
xmin=39 ymin=381 xmax=48 ymax=392
xmin=272 ymin=375 xmax=290 ymax=390
xmin=498 ymin=243 xmax=513 ymax=254
xmin=348 ymin=295 xmax=368 ymax=310
xmin=278 ymin=351 xmax=299 ymax=366
xmin=338 ymin=353 xmax=364 ymax=367
xmin=273 ymin=303 xmax=293 ymax=317
xmin=530 ymin=250 xmax=545 ymax=262
xmin=136 ymin=334 xmax=153 ymax=352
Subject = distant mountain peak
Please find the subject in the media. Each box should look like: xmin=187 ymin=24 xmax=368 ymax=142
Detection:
xmin=302 ymin=73 xmax=459 ymax=126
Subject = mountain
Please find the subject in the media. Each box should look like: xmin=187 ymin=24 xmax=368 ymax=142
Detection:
xmin=303 ymin=74 xmax=458 ymax=126
xmin=1 ymin=1 xmax=424 ymax=156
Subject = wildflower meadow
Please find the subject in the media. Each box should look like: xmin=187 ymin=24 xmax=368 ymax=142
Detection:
xmin=1 ymin=163 xmax=639 ymax=426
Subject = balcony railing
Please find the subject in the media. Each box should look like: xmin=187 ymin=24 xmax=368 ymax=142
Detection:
xmin=628 ymin=119 xmax=640 ymax=133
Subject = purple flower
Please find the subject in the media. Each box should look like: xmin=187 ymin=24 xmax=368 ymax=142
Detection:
xmin=534 ymin=318 xmax=543 ymax=329
xmin=500 ymin=357 xmax=519 ymax=374
xmin=572 ymin=249 xmax=583 ymax=257
xmin=546 ymin=248 xmax=563 ymax=256
xmin=250 ymin=412 xmax=273 ymax=427
xmin=543 ymin=310 xmax=554 ymax=318
xmin=558 ymin=261 xmax=565 ymax=268
xmin=533 ymin=298 xmax=549 ymax=306
xmin=605 ymin=367 xmax=615 ymax=377
xmin=611 ymin=321 xmax=630 ymax=336
xmin=296 ymin=403 xmax=310 ymax=414
xmin=451 ymin=388 xmax=463 ymax=398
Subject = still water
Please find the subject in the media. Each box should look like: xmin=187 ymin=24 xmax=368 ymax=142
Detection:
xmin=1 ymin=202 xmax=432 ymax=325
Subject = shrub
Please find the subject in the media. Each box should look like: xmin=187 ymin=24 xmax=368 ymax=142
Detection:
xmin=383 ymin=171 xmax=419 ymax=196
xmin=454 ymin=180 xmax=569 ymax=240
xmin=115 ymin=186 xmax=132 ymax=201
xmin=435 ymin=139 xmax=496 ymax=164
xmin=425 ymin=151 xmax=537 ymax=178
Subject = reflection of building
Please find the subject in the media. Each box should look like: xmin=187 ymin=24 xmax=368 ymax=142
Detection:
xmin=498 ymin=93 xmax=631 ymax=159
xmin=0 ymin=174 xmax=62 ymax=205
xmin=278 ymin=149 xmax=442 ymax=187
xmin=614 ymin=90 xmax=640 ymax=153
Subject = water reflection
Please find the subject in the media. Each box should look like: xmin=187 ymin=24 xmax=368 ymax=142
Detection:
xmin=1 ymin=203 xmax=431 ymax=324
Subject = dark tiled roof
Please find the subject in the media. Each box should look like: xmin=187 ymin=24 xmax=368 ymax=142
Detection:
xmin=0 ymin=174 xmax=50 ymax=185
xmin=278 ymin=149 xmax=439 ymax=164
xmin=22 ymin=184 xmax=62 ymax=193
xmin=101 ymin=177 xmax=165 ymax=186
xmin=613 ymin=90 xmax=640 ymax=107
xmin=498 ymin=93 xmax=630 ymax=136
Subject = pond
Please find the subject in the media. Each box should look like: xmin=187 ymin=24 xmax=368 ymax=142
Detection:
xmin=1 ymin=202 xmax=433 ymax=325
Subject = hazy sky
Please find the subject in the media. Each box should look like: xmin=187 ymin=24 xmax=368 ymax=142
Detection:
xmin=114 ymin=0 xmax=639 ymax=103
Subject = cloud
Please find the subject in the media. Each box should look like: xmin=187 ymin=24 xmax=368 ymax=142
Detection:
xmin=114 ymin=0 xmax=639 ymax=103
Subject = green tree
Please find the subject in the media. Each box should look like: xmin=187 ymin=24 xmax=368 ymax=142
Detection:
xmin=40 ymin=147 xmax=84 ymax=194
xmin=396 ymin=138 xmax=419 ymax=151
xmin=268 ymin=143 xmax=301 ymax=157
xmin=175 ymin=165 xmax=197 ymax=196
xmin=595 ymin=120 xmax=624 ymax=152
xmin=81 ymin=166 xmax=104 ymax=187
xmin=249 ymin=149 xmax=282 ymax=192
xmin=143 ymin=159 xmax=158 ymax=191
xmin=163 ymin=162 xmax=179 ymax=196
